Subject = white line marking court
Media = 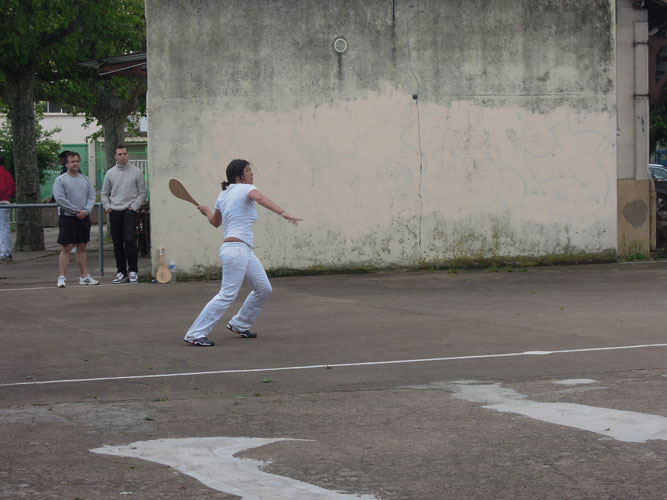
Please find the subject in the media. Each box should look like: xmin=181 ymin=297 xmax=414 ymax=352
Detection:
xmin=1 ymin=343 xmax=665 ymax=387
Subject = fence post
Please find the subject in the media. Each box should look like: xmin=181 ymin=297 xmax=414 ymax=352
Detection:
xmin=98 ymin=202 xmax=104 ymax=276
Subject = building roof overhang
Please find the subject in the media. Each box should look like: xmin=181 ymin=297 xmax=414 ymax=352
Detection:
xmin=77 ymin=53 xmax=147 ymax=78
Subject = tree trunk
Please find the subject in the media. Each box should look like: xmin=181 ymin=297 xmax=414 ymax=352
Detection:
xmin=3 ymin=72 xmax=45 ymax=251
xmin=102 ymin=115 xmax=126 ymax=173
xmin=95 ymin=79 xmax=145 ymax=174
xmin=100 ymin=115 xmax=127 ymax=239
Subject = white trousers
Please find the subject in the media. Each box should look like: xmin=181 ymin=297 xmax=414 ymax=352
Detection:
xmin=184 ymin=242 xmax=272 ymax=340
xmin=0 ymin=203 xmax=11 ymax=256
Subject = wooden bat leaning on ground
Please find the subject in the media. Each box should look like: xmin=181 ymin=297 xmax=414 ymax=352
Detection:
xmin=156 ymin=248 xmax=171 ymax=284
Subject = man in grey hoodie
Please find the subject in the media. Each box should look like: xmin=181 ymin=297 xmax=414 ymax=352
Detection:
xmin=52 ymin=152 xmax=99 ymax=288
xmin=101 ymin=145 xmax=147 ymax=284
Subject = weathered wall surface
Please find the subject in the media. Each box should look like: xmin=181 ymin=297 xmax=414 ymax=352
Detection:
xmin=616 ymin=0 xmax=651 ymax=256
xmin=146 ymin=0 xmax=617 ymax=274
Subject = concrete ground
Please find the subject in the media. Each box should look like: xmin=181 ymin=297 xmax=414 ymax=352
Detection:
xmin=1 ymin=228 xmax=666 ymax=499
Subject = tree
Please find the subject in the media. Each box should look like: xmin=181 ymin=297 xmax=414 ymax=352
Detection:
xmin=89 ymin=80 xmax=146 ymax=175
xmin=42 ymin=1 xmax=146 ymax=175
xmin=0 ymin=0 xmax=145 ymax=251
xmin=0 ymin=104 xmax=61 ymax=193
xmin=650 ymin=103 xmax=667 ymax=154
xmin=46 ymin=77 xmax=146 ymax=175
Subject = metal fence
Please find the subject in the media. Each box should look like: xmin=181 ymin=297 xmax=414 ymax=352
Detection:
xmin=0 ymin=202 xmax=105 ymax=276
xmin=8 ymin=205 xmax=16 ymax=232
xmin=132 ymin=160 xmax=149 ymax=200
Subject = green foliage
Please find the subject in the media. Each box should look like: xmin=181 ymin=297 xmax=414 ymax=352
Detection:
xmin=624 ymin=252 xmax=647 ymax=261
xmin=35 ymin=0 xmax=147 ymax=167
xmin=0 ymin=0 xmax=146 ymax=83
xmin=36 ymin=0 xmax=147 ymax=119
xmin=0 ymin=1 xmax=143 ymax=249
xmin=0 ymin=0 xmax=145 ymax=208
xmin=43 ymin=77 xmax=146 ymax=141
xmin=650 ymin=103 xmax=667 ymax=153
xmin=0 ymin=104 xmax=61 ymax=192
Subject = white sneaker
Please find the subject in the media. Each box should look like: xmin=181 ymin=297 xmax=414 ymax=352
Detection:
xmin=79 ymin=274 xmax=100 ymax=285
xmin=129 ymin=271 xmax=138 ymax=284
xmin=56 ymin=276 xmax=66 ymax=288
xmin=112 ymin=272 xmax=129 ymax=284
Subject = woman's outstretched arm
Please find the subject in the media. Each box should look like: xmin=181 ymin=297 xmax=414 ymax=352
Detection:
xmin=249 ymin=189 xmax=302 ymax=226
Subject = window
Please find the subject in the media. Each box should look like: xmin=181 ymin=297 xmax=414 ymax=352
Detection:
xmin=650 ymin=166 xmax=667 ymax=180
xmin=43 ymin=101 xmax=74 ymax=114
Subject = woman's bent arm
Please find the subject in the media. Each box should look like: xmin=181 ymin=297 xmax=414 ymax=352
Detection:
xmin=197 ymin=206 xmax=222 ymax=227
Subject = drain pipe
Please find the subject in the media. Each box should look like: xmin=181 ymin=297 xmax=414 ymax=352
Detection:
xmin=650 ymin=177 xmax=657 ymax=251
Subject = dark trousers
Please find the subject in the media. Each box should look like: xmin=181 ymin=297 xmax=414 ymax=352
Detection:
xmin=109 ymin=209 xmax=138 ymax=274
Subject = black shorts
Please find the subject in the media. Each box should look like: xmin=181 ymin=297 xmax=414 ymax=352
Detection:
xmin=57 ymin=215 xmax=91 ymax=245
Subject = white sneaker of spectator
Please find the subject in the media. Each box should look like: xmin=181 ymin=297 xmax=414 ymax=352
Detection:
xmin=79 ymin=274 xmax=100 ymax=285
xmin=112 ymin=272 xmax=129 ymax=284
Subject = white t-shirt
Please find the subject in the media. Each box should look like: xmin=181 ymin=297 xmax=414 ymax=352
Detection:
xmin=215 ymin=183 xmax=258 ymax=247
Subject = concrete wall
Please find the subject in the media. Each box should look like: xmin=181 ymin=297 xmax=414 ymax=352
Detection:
xmin=146 ymin=0 xmax=617 ymax=275
xmin=616 ymin=0 xmax=651 ymax=255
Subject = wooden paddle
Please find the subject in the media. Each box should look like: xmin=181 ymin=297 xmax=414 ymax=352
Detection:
xmin=168 ymin=178 xmax=199 ymax=206
xmin=156 ymin=248 xmax=171 ymax=284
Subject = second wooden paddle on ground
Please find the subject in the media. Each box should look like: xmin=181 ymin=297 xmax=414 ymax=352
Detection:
xmin=156 ymin=248 xmax=171 ymax=284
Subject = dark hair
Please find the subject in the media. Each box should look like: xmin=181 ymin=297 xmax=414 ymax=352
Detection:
xmin=115 ymin=144 xmax=127 ymax=153
xmin=65 ymin=152 xmax=80 ymax=163
xmin=0 ymin=156 xmax=4 ymax=165
xmin=221 ymin=159 xmax=250 ymax=191
xmin=58 ymin=150 xmax=70 ymax=168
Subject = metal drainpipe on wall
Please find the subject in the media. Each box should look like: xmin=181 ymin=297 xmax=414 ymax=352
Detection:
xmin=634 ymin=20 xmax=649 ymax=182
xmin=634 ymin=20 xmax=654 ymax=251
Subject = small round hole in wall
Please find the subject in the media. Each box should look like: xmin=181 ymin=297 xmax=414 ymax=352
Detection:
xmin=333 ymin=37 xmax=348 ymax=54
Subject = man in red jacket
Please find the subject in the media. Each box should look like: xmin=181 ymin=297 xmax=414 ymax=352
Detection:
xmin=0 ymin=156 xmax=15 ymax=262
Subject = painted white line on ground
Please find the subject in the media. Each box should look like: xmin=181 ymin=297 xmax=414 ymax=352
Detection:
xmin=92 ymin=437 xmax=377 ymax=499
xmin=0 ymin=283 xmax=119 ymax=292
xmin=421 ymin=381 xmax=667 ymax=443
xmin=1 ymin=343 xmax=666 ymax=388
xmin=553 ymin=378 xmax=597 ymax=385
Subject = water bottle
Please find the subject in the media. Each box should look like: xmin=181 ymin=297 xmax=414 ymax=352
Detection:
xmin=169 ymin=259 xmax=176 ymax=283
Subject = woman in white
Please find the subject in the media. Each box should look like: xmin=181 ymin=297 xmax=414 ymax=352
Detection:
xmin=184 ymin=159 xmax=301 ymax=346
